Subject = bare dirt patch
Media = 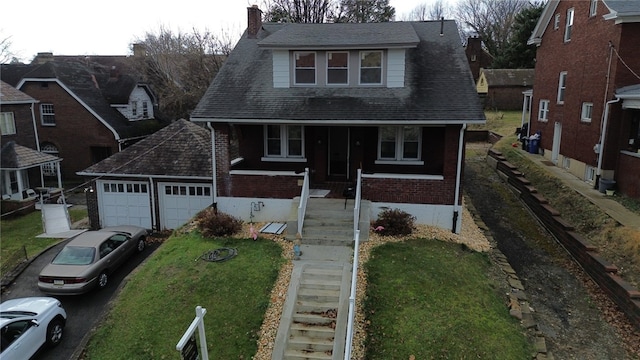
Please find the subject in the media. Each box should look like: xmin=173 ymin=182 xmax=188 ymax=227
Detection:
xmin=464 ymin=143 xmax=639 ymax=359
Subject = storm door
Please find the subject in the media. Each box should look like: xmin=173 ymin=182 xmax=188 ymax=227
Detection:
xmin=328 ymin=127 xmax=349 ymax=179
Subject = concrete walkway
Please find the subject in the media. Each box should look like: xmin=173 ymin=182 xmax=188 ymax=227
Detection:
xmin=272 ymin=244 xmax=353 ymax=360
xmin=521 ymin=150 xmax=640 ymax=230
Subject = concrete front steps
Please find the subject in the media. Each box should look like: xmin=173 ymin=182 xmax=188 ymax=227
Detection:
xmin=273 ymin=262 xmax=351 ymax=360
xmin=287 ymin=198 xmax=370 ymax=245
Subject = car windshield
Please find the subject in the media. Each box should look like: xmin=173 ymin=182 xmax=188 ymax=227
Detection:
xmin=52 ymin=246 xmax=96 ymax=265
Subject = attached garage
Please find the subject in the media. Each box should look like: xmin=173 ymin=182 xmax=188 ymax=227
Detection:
xmin=159 ymin=182 xmax=213 ymax=230
xmin=97 ymin=180 xmax=152 ymax=228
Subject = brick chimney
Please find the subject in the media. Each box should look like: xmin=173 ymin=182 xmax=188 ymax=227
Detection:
xmin=247 ymin=5 xmax=262 ymax=39
xmin=132 ymin=43 xmax=146 ymax=58
xmin=33 ymin=52 xmax=54 ymax=64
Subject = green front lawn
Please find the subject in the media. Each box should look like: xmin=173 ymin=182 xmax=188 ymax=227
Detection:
xmin=364 ymin=239 xmax=532 ymax=359
xmin=82 ymin=232 xmax=284 ymax=360
xmin=1 ymin=208 xmax=87 ymax=262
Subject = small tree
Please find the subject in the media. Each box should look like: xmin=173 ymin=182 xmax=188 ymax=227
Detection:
xmin=333 ymin=0 xmax=395 ymax=23
xmin=492 ymin=2 xmax=544 ymax=69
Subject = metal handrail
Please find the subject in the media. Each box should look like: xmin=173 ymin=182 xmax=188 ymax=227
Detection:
xmin=344 ymin=169 xmax=362 ymax=359
xmin=344 ymin=229 xmax=360 ymax=360
xmin=297 ymin=168 xmax=310 ymax=235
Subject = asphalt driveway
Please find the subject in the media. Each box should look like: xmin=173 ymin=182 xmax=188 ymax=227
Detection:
xmin=1 ymin=237 xmax=160 ymax=360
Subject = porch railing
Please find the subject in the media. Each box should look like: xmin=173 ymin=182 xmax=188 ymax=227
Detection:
xmin=297 ymin=168 xmax=310 ymax=236
xmin=344 ymin=169 xmax=362 ymax=360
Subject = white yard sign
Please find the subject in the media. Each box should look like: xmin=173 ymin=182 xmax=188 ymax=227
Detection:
xmin=176 ymin=306 xmax=209 ymax=360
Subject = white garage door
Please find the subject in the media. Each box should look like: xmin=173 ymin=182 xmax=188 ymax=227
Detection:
xmin=159 ymin=183 xmax=213 ymax=230
xmin=97 ymin=180 xmax=152 ymax=229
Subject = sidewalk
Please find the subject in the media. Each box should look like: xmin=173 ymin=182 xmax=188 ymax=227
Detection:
xmin=521 ymin=151 xmax=640 ymax=230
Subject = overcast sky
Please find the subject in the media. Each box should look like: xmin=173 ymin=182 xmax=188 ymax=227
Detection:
xmin=1 ymin=0 xmax=453 ymax=63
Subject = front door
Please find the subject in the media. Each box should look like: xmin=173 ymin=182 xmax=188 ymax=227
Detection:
xmin=328 ymin=127 xmax=349 ymax=180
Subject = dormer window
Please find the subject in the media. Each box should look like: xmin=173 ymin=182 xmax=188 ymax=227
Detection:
xmin=360 ymin=51 xmax=383 ymax=85
xmin=294 ymin=52 xmax=316 ymax=84
xmin=327 ymin=52 xmax=349 ymax=85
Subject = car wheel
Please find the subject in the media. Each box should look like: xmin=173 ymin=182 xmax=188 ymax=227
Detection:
xmin=97 ymin=272 xmax=108 ymax=289
xmin=136 ymin=238 xmax=146 ymax=252
xmin=46 ymin=319 xmax=64 ymax=347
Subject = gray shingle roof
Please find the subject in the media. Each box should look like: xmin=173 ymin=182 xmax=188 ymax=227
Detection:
xmin=191 ymin=20 xmax=484 ymax=125
xmin=1 ymin=141 xmax=61 ymax=170
xmin=603 ymin=0 xmax=640 ymax=16
xmin=1 ymin=61 xmax=167 ymax=140
xmin=79 ymin=119 xmax=212 ymax=178
xmin=481 ymin=69 xmax=535 ymax=87
xmin=258 ymin=22 xmax=420 ymax=49
xmin=0 ymin=80 xmax=36 ymax=104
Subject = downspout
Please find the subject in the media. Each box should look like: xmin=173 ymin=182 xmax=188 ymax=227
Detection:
xmin=148 ymin=176 xmax=157 ymax=230
xmin=595 ymin=42 xmax=617 ymax=188
xmin=596 ymin=98 xmax=621 ymax=186
xmin=207 ymin=122 xmax=218 ymax=210
xmin=452 ymin=123 xmax=467 ymax=234
xmin=30 ymin=102 xmax=46 ymax=186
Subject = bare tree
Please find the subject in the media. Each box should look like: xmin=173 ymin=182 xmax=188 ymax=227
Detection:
xmin=1 ymin=35 xmax=15 ymax=64
xmin=133 ymin=26 xmax=233 ymax=120
xmin=262 ymin=0 xmax=334 ymax=23
xmin=455 ymin=0 xmax=527 ymax=60
xmin=402 ymin=0 xmax=449 ymax=21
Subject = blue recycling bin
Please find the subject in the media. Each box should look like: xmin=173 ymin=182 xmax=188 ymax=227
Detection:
xmin=529 ymin=139 xmax=539 ymax=154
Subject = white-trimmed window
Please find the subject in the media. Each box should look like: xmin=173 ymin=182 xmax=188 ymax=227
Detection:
xmin=538 ymin=100 xmax=550 ymax=121
xmin=589 ymin=0 xmax=597 ymax=17
xmin=142 ymin=101 xmax=149 ymax=117
xmin=585 ymin=166 xmax=596 ymax=182
xmin=41 ymin=104 xmax=56 ymax=125
xmin=360 ymin=51 xmax=383 ymax=85
xmin=554 ymin=14 xmax=560 ymax=29
xmin=327 ymin=51 xmax=349 ymax=85
xmin=581 ymin=102 xmax=593 ymax=122
xmin=131 ymin=101 xmax=138 ymax=117
xmin=557 ymin=72 xmax=567 ymax=104
xmin=377 ymin=126 xmax=421 ymax=161
xmin=0 ymin=112 xmax=16 ymax=135
xmin=564 ymin=8 xmax=574 ymax=42
xmin=294 ymin=52 xmax=316 ymax=85
xmin=41 ymin=143 xmax=58 ymax=176
xmin=264 ymin=125 xmax=304 ymax=159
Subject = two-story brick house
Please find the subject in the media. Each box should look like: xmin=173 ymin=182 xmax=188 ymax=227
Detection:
xmin=190 ymin=7 xmax=485 ymax=233
xmin=1 ymin=81 xmax=63 ymax=210
xmin=526 ymin=0 xmax=640 ymax=199
xmin=1 ymin=56 xmax=168 ymax=182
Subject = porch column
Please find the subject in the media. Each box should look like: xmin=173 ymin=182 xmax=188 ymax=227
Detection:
xmin=56 ymin=162 xmax=62 ymax=189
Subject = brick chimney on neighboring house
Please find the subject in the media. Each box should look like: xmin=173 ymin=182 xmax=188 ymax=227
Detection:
xmin=132 ymin=43 xmax=146 ymax=58
xmin=247 ymin=5 xmax=262 ymax=38
xmin=33 ymin=52 xmax=54 ymax=64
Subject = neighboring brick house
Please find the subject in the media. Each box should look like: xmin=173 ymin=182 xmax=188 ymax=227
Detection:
xmin=465 ymin=36 xmax=493 ymax=82
xmin=526 ymin=0 xmax=640 ymax=199
xmin=1 ymin=56 xmax=168 ymax=181
xmin=189 ymin=7 xmax=485 ymax=233
xmin=0 ymin=81 xmax=63 ymax=204
xmin=476 ymin=68 xmax=535 ymax=110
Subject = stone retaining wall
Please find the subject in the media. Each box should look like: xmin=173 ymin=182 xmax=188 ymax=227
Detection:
xmin=488 ymin=149 xmax=640 ymax=329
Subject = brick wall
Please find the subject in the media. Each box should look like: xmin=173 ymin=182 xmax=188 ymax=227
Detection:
xmin=363 ymin=177 xmax=454 ymax=204
xmin=2 ymin=103 xmax=38 ymax=149
xmin=85 ymin=181 xmax=100 ymax=230
xmin=616 ymin=153 xmax=640 ymax=198
xmin=489 ymin=149 xmax=640 ymax=328
xmin=20 ymin=82 xmax=118 ymax=180
xmin=485 ymin=87 xmax=530 ymax=110
xmin=230 ymin=174 xmax=301 ymax=198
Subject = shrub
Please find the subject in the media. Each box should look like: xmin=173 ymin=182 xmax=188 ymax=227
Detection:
xmin=196 ymin=208 xmax=243 ymax=237
xmin=372 ymin=208 xmax=415 ymax=237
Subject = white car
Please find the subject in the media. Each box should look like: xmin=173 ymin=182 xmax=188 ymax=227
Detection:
xmin=0 ymin=297 xmax=67 ymax=360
